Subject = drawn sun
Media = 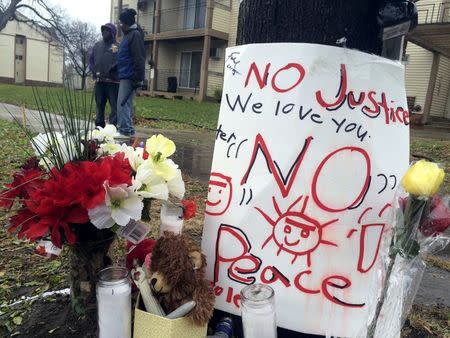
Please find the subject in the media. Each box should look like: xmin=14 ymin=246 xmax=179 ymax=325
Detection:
xmin=255 ymin=195 xmax=338 ymax=266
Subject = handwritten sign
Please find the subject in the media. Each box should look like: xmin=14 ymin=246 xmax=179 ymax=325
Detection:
xmin=201 ymin=43 xmax=409 ymax=337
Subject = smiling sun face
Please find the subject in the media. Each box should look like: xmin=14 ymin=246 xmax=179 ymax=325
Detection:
xmin=256 ymin=195 xmax=338 ymax=266
xmin=205 ymin=173 xmax=233 ymax=216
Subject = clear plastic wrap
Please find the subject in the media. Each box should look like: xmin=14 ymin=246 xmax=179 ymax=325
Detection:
xmin=367 ymin=160 xmax=450 ymax=338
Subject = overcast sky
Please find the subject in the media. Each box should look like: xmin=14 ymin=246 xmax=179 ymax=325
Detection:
xmin=52 ymin=0 xmax=112 ymax=30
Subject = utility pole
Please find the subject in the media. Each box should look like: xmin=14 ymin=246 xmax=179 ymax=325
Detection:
xmin=117 ymin=0 xmax=123 ymax=37
xmin=236 ymin=0 xmax=385 ymax=55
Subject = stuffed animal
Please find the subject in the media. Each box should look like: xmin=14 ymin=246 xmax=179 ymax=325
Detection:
xmin=149 ymin=232 xmax=215 ymax=326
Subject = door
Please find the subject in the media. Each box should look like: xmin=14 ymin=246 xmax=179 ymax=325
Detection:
xmin=15 ymin=35 xmax=26 ymax=84
xmin=179 ymin=51 xmax=202 ymax=89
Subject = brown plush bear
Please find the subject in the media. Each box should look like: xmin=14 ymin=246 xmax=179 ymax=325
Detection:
xmin=149 ymin=232 xmax=215 ymax=326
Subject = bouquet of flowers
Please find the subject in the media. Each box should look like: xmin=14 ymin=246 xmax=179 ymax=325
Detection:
xmin=368 ymin=160 xmax=450 ymax=337
xmin=0 ymin=92 xmax=187 ymax=314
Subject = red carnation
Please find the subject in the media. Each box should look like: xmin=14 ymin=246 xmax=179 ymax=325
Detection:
xmin=0 ymin=166 xmax=45 ymax=209
xmin=182 ymin=199 xmax=197 ymax=220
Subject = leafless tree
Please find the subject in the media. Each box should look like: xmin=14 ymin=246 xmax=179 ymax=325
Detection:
xmin=63 ymin=20 xmax=98 ymax=90
xmin=0 ymin=0 xmax=65 ymax=35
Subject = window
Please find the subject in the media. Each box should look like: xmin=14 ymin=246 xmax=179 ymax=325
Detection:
xmin=15 ymin=37 xmax=24 ymax=44
xmin=179 ymin=51 xmax=202 ymax=89
xmin=15 ymin=55 xmax=23 ymax=60
xmin=184 ymin=0 xmax=206 ymax=29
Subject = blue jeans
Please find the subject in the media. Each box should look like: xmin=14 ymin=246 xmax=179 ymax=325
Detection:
xmin=94 ymin=81 xmax=119 ymax=128
xmin=117 ymin=79 xmax=135 ymax=136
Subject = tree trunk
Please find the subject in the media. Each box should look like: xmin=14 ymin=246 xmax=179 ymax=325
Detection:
xmin=81 ymin=73 xmax=86 ymax=90
xmin=69 ymin=223 xmax=116 ymax=316
xmin=0 ymin=0 xmax=22 ymax=32
xmin=236 ymin=0 xmax=385 ymax=55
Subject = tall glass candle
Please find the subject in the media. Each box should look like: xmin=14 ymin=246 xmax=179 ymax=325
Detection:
xmin=97 ymin=267 xmax=131 ymax=338
xmin=241 ymin=284 xmax=277 ymax=338
xmin=160 ymin=201 xmax=184 ymax=237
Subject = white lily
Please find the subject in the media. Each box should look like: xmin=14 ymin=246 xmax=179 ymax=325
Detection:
xmin=88 ymin=181 xmax=143 ymax=229
xmin=98 ymin=141 xmax=123 ymax=156
xmin=167 ymin=169 xmax=185 ymax=199
xmin=123 ymin=146 xmax=145 ymax=171
xmin=32 ymin=132 xmax=83 ymax=168
xmin=134 ymin=164 xmax=169 ymax=200
xmin=146 ymin=134 xmax=176 ymax=162
xmin=92 ymin=124 xmax=120 ymax=143
xmin=147 ymin=158 xmax=178 ymax=182
xmin=32 ymin=132 xmax=64 ymax=156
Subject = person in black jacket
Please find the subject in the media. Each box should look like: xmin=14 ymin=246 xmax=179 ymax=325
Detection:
xmin=88 ymin=23 xmax=119 ymax=128
xmin=117 ymin=9 xmax=145 ymax=138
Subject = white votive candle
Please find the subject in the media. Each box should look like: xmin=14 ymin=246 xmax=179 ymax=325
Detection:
xmin=160 ymin=201 xmax=184 ymax=237
xmin=241 ymin=284 xmax=277 ymax=338
xmin=97 ymin=267 xmax=131 ymax=338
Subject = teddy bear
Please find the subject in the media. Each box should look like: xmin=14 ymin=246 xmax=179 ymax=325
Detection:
xmin=149 ymin=232 xmax=215 ymax=326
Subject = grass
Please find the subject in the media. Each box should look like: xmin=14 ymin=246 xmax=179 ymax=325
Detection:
xmin=411 ymin=138 xmax=450 ymax=194
xmin=0 ymin=83 xmax=220 ymax=130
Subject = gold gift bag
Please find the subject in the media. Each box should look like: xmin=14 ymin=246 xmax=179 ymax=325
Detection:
xmin=133 ymin=294 xmax=208 ymax=338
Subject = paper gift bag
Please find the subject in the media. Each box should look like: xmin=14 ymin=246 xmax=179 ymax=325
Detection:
xmin=133 ymin=294 xmax=208 ymax=338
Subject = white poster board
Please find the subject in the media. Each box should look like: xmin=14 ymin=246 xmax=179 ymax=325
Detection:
xmin=201 ymin=43 xmax=410 ymax=337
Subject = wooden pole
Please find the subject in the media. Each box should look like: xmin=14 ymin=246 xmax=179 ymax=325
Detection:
xmin=236 ymin=0 xmax=385 ymax=55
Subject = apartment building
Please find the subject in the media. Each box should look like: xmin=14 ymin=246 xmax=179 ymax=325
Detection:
xmin=110 ymin=0 xmax=239 ymax=101
xmin=0 ymin=16 xmax=64 ymax=86
xmin=406 ymin=0 xmax=450 ymax=122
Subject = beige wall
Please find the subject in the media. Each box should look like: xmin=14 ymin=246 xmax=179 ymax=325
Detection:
xmin=417 ymin=0 xmax=446 ymax=24
xmin=49 ymin=44 xmax=64 ymax=83
xmin=26 ymin=40 xmax=49 ymax=82
xmin=158 ymin=42 xmax=177 ymax=70
xmin=405 ymin=43 xmax=433 ymax=113
xmin=0 ymin=34 xmax=14 ymax=78
xmin=430 ymin=55 xmax=450 ymax=118
xmin=212 ymin=7 xmax=230 ymax=32
xmin=446 ymin=86 xmax=450 ymax=118
xmin=0 ymin=19 xmax=63 ymax=84
xmin=228 ymin=0 xmax=239 ymax=47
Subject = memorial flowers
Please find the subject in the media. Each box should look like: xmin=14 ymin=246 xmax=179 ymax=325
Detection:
xmin=368 ymin=160 xmax=450 ymax=337
xmin=0 ymin=91 xmax=186 ymax=315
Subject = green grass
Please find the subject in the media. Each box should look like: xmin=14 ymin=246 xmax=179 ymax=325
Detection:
xmin=411 ymin=138 xmax=450 ymax=194
xmin=0 ymin=83 xmax=220 ymax=130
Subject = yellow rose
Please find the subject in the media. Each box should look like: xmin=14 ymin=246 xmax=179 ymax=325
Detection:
xmin=145 ymin=134 xmax=176 ymax=162
xmin=401 ymin=160 xmax=445 ymax=197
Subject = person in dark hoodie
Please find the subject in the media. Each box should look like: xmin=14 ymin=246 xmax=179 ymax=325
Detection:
xmin=117 ymin=8 xmax=145 ymax=138
xmin=88 ymin=23 xmax=119 ymax=128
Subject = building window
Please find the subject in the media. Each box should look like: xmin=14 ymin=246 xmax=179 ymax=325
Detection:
xmin=179 ymin=51 xmax=202 ymax=89
xmin=15 ymin=37 xmax=24 ymax=44
xmin=15 ymin=55 xmax=23 ymax=60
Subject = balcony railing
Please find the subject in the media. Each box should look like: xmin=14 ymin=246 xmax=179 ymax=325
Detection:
xmin=155 ymin=69 xmax=200 ymax=93
xmin=417 ymin=1 xmax=450 ymax=24
xmin=160 ymin=2 xmax=206 ymax=33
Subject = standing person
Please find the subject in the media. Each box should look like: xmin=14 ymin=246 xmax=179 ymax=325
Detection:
xmin=117 ymin=8 xmax=145 ymax=138
xmin=89 ymin=23 xmax=119 ymax=128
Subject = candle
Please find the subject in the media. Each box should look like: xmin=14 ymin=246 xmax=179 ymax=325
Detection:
xmin=241 ymin=284 xmax=277 ymax=338
xmin=97 ymin=267 xmax=131 ymax=338
xmin=159 ymin=201 xmax=184 ymax=237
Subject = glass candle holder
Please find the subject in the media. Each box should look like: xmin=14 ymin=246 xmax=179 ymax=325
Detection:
xmin=159 ymin=201 xmax=184 ymax=237
xmin=240 ymin=284 xmax=277 ymax=338
xmin=97 ymin=267 xmax=131 ymax=338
